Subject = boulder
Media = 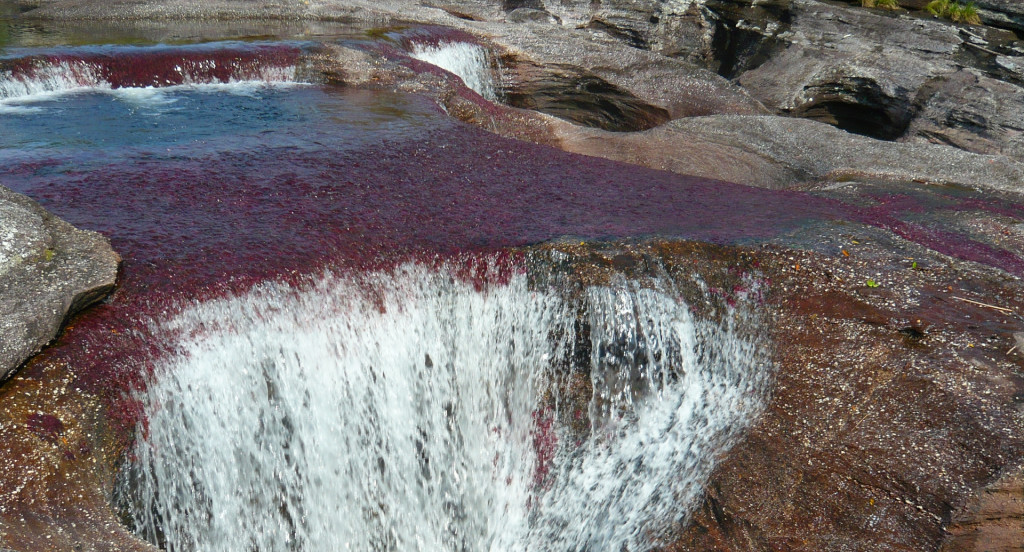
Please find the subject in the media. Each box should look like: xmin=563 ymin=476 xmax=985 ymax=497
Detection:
xmin=905 ymin=69 xmax=1024 ymax=159
xmin=974 ymin=0 xmax=1024 ymax=33
xmin=482 ymin=23 xmax=769 ymax=129
xmin=735 ymin=0 xmax=963 ymax=140
xmin=0 ymin=186 xmax=119 ymax=382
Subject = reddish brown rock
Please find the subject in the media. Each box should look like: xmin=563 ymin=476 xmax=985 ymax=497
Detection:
xmin=940 ymin=466 xmax=1024 ymax=552
xmin=666 ymin=242 xmax=1024 ymax=552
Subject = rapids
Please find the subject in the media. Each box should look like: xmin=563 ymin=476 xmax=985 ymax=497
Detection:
xmin=7 ymin=34 xmax=999 ymax=552
xmin=119 ymin=263 xmax=770 ymax=551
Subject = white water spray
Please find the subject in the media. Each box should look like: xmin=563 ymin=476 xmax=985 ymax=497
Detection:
xmin=410 ymin=42 xmax=498 ymax=101
xmin=0 ymin=61 xmax=296 ymax=106
xmin=121 ymin=263 xmax=770 ymax=551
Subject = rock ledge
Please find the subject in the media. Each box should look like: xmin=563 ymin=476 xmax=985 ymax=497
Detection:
xmin=0 ymin=186 xmax=120 ymax=382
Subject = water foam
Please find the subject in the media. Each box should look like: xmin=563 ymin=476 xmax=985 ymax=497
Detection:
xmin=410 ymin=41 xmax=498 ymax=101
xmin=120 ymin=262 xmax=770 ymax=551
xmin=0 ymin=54 xmax=297 ymax=107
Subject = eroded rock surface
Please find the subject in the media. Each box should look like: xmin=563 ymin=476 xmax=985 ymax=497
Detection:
xmin=906 ymin=70 xmax=1024 ymax=158
xmin=0 ymin=186 xmax=119 ymax=382
xmin=489 ymin=24 xmax=767 ymax=129
xmin=667 ymin=235 xmax=1024 ymax=551
xmin=975 ymin=0 xmax=1024 ymax=33
xmin=734 ymin=0 xmax=961 ymax=140
xmin=549 ymin=114 xmax=1024 ymax=191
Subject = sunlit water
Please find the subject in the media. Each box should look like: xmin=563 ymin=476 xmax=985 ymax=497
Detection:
xmin=119 ymin=263 xmax=771 ymax=552
xmin=410 ymin=41 xmax=497 ymax=101
xmin=0 ymin=40 xmax=786 ymax=552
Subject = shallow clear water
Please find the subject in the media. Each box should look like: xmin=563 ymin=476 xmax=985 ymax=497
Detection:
xmin=0 ymin=83 xmax=436 ymax=158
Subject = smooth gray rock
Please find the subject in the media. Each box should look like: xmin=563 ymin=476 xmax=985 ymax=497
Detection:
xmin=0 ymin=186 xmax=119 ymax=381
xmin=485 ymin=23 xmax=768 ymax=128
xmin=551 ymin=114 xmax=1024 ymax=193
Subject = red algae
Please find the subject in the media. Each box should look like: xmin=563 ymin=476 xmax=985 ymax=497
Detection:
xmin=3 ymin=52 xmax=1024 ymax=451
xmin=25 ymin=412 xmax=64 ymax=443
xmin=1 ymin=38 xmax=1022 ymax=552
xmin=844 ymin=189 xmax=1024 ymax=275
xmin=0 ymin=42 xmax=303 ymax=90
xmin=3 ymin=106 xmax=850 ymax=441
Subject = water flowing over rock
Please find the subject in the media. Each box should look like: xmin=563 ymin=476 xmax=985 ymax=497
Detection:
xmin=119 ymin=261 xmax=771 ymax=551
xmin=411 ymin=40 xmax=498 ymax=100
xmin=2 ymin=2 xmax=1024 ymax=551
xmin=0 ymin=186 xmax=119 ymax=382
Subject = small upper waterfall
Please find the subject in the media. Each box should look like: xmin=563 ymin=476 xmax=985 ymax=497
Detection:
xmin=119 ymin=259 xmax=771 ymax=552
xmin=0 ymin=43 xmax=300 ymax=104
xmin=410 ymin=41 xmax=497 ymax=101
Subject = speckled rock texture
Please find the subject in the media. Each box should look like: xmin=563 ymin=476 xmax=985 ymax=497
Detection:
xmin=0 ymin=186 xmax=119 ymax=382
xmin=548 ymin=235 xmax=1024 ymax=552
xmin=940 ymin=465 xmax=1024 ymax=552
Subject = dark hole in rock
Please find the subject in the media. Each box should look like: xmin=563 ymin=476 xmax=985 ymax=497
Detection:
xmin=899 ymin=326 xmax=927 ymax=339
xmin=503 ymin=71 xmax=670 ymax=132
xmin=502 ymin=0 xmax=543 ymax=11
xmin=792 ymin=98 xmax=909 ymax=141
xmin=439 ymin=8 xmax=481 ymax=21
xmin=709 ymin=18 xmax=784 ymax=78
xmin=706 ymin=0 xmax=792 ymax=78
xmin=587 ymin=19 xmax=648 ymax=50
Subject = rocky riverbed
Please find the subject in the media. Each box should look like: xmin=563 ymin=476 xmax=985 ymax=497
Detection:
xmin=1 ymin=0 xmax=1023 ymax=550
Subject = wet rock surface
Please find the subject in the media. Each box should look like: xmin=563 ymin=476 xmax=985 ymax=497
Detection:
xmin=940 ymin=465 xmax=1024 ymax=552
xmin=2 ymin=0 xmax=1024 ymax=550
xmin=0 ymin=186 xmax=119 ymax=383
xmin=668 ymin=239 xmax=1024 ymax=551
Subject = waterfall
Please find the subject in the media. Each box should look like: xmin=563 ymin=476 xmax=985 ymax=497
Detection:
xmin=120 ymin=261 xmax=770 ymax=551
xmin=0 ymin=43 xmax=299 ymax=104
xmin=410 ymin=41 xmax=498 ymax=101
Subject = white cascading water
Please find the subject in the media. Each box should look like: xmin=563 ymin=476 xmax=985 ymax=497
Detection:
xmin=0 ymin=61 xmax=296 ymax=105
xmin=410 ymin=42 xmax=498 ymax=101
xmin=121 ymin=262 xmax=770 ymax=551
xmin=0 ymin=61 xmax=105 ymax=101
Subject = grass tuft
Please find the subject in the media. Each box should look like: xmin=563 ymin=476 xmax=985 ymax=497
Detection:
xmin=862 ymin=0 xmax=901 ymax=10
xmin=926 ymin=0 xmax=981 ymax=24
